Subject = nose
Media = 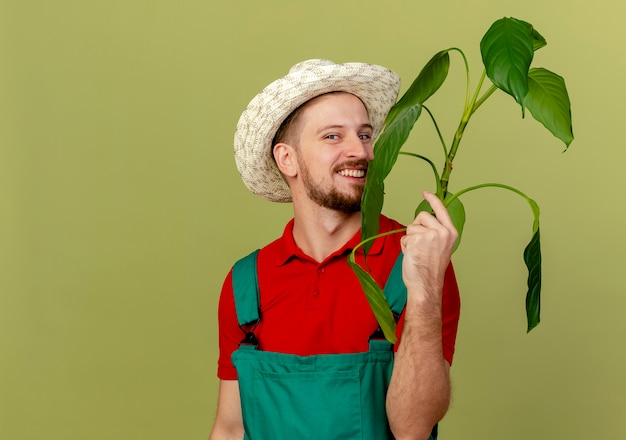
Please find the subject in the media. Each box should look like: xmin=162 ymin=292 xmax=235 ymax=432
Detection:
xmin=345 ymin=133 xmax=374 ymax=161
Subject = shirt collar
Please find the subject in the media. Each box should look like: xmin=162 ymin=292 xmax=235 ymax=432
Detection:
xmin=272 ymin=217 xmax=386 ymax=266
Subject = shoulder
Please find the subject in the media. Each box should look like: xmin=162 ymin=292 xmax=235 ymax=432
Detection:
xmin=378 ymin=214 xmax=406 ymax=250
xmin=379 ymin=214 xmax=405 ymax=231
xmin=229 ymin=219 xmax=295 ymax=271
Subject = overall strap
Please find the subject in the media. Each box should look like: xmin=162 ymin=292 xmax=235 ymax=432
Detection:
xmin=232 ymin=250 xmax=405 ymax=325
xmin=368 ymin=252 xmax=407 ymax=351
xmin=231 ymin=249 xmax=261 ymax=327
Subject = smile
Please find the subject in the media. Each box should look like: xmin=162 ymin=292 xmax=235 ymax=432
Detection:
xmin=337 ymin=169 xmax=366 ymax=178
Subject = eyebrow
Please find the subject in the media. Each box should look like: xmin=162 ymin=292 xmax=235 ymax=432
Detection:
xmin=316 ymin=123 xmax=374 ymax=134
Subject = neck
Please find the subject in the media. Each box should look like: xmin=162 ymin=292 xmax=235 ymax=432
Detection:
xmin=291 ymin=201 xmax=362 ymax=263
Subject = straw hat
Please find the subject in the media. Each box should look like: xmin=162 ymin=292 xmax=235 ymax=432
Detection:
xmin=234 ymin=59 xmax=401 ymax=202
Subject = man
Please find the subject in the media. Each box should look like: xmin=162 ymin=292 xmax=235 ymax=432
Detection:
xmin=210 ymin=59 xmax=460 ymax=440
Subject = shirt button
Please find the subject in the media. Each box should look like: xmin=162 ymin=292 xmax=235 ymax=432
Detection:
xmin=318 ymin=267 xmax=325 ymax=274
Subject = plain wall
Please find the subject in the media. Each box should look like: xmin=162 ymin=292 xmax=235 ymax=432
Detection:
xmin=1 ymin=0 xmax=624 ymax=438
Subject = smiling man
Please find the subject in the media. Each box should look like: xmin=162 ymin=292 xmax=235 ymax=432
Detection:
xmin=209 ymin=59 xmax=461 ymax=440
xmin=280 ymin=92 xmax=373 ymax=217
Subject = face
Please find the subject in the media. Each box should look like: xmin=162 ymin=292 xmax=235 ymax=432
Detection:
xmin=289 ymin=92 xmax=374 ymax=213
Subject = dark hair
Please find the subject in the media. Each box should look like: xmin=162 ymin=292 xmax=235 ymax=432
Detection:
xmin=272 ymin=102 xmax=306 ymax=148
xmin=272 ymin=92 xmax=353 ymax=148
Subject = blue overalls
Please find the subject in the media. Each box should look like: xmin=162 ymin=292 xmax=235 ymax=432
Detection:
xmin=230 ymin=249 xmax=438 ymax=439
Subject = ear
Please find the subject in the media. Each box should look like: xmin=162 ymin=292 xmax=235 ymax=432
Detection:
xmin=273 ymin=143 xmax=298 ymax=178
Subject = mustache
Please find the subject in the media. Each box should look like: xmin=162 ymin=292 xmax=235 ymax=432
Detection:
xmin=333 ymin=160 xmax=369 ymax=173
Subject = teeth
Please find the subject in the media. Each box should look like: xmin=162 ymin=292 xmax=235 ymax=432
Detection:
xmin=338 ymin=169 xmax=366 ymax=178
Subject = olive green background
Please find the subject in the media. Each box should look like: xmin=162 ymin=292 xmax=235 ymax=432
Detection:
xmin=1 ymin=0 xmax=624 ymax=439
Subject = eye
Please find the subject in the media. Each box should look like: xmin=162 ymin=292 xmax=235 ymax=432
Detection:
xmin=325 ymin=134 xmax=340 ymax=140
xmin=359 ymin=133 xmax=372 ymax=140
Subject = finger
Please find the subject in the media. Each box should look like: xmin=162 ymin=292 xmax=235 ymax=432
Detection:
xmin=422 ymin=190 xmax=455 ymax=230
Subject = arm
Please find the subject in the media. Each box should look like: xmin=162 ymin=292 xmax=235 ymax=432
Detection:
xmin=209 ymin=380 xmax=244 ymax=440
xmin=386 ymin=191 xmax=458 ymax=440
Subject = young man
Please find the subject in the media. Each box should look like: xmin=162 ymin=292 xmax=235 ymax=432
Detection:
xmin=210 ymin=59 xmax=461 ymax=440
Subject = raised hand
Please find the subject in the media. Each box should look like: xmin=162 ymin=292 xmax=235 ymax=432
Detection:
xmin=401 ymin=191 xmax=458 ymax=308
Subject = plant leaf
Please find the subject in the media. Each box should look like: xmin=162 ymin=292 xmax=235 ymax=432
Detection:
xmin=526 ymin=67 xmax=574 ymax=148
xmin=415 ymin=195 xmax=466 ymax=253
xmin=347 ymin=256 xmax=397 ymax=343
xmin=361 ymin=177 xmax=385 ymax=255
xmin=517 ymin=19 xmax=547 ymax=51
xmin=480 ymin=17 xmax=534 ymax=112
xmin=524 ymin=227 xmax=542 ymax=332
xmin=362 ymin=51 xmax=450 ymax=253
xmin=386 ymin=50 xmax=451 ymax=123
xmin=362 ymin=105 xmax=421 ymax=253
xmin=445 ymin=195 xmax=466 ymax=252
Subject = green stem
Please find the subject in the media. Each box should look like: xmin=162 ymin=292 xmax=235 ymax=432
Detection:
xmin=440 ymin=69 xmax=494 ymax=198
xmin=456 ymin=48 xmax=472 ymax=111
xmin=350 ymin=228 xmax=407 ymax=261
xmin=469 ymin=69 xmax=489 ymax=113
xmin=444 ymin=182 xmax=540 ymax=231
xmin=440 ymin=117 xmax=468 ymax=198
xmin=445 ymin=47 xmax=472 ymax=110
xmin=473 ymin=83 xmax=498 ymax=114
xmin=445 ymin=182 xmax=530 ymax=203
xmin=422 ymin=105 xmax=449 ymax=158
xmin=399 ymin=151 xmax=442 ymax=196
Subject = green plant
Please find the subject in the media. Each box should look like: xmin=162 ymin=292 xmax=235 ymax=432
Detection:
xmin=348 ymin=17 xmax=573 ymax=343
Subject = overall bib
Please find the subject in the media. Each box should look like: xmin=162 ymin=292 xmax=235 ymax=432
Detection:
xmin=231 ymin=250 xmax=438 ymax=440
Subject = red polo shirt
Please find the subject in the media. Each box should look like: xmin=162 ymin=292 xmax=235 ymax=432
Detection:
xmin=217 ymin=215 xmax=461 ymax=380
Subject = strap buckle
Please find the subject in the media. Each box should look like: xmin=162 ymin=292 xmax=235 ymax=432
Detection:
xmin=239 ymin=331 xmax=259 ymax=348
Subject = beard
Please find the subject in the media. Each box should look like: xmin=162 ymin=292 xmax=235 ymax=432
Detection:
xmin=299 ymin=159 xmax=366 ymax=214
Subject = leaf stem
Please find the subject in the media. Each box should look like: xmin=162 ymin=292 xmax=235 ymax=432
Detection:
xmin=446 ymin=47 xmax=471 ymax=109
xmin=440 ymin=69 xmax=496 ymax=198
xmin=469 ymin=69 xmax=489 ymax=114
xmin=399 ymin=151 xmax=442 ymax=196
xmin=422 ymin=105 xmax=449 ymax=158
xmin=350 ymin=228 xmax=407 ymax=262
xmin=445 ymin=182 xmax=527 ymax=203
xmin=473 ymin=83 xmax=498 ymax=114
xmin=444 ymin=182 xmax=540 ymax=232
